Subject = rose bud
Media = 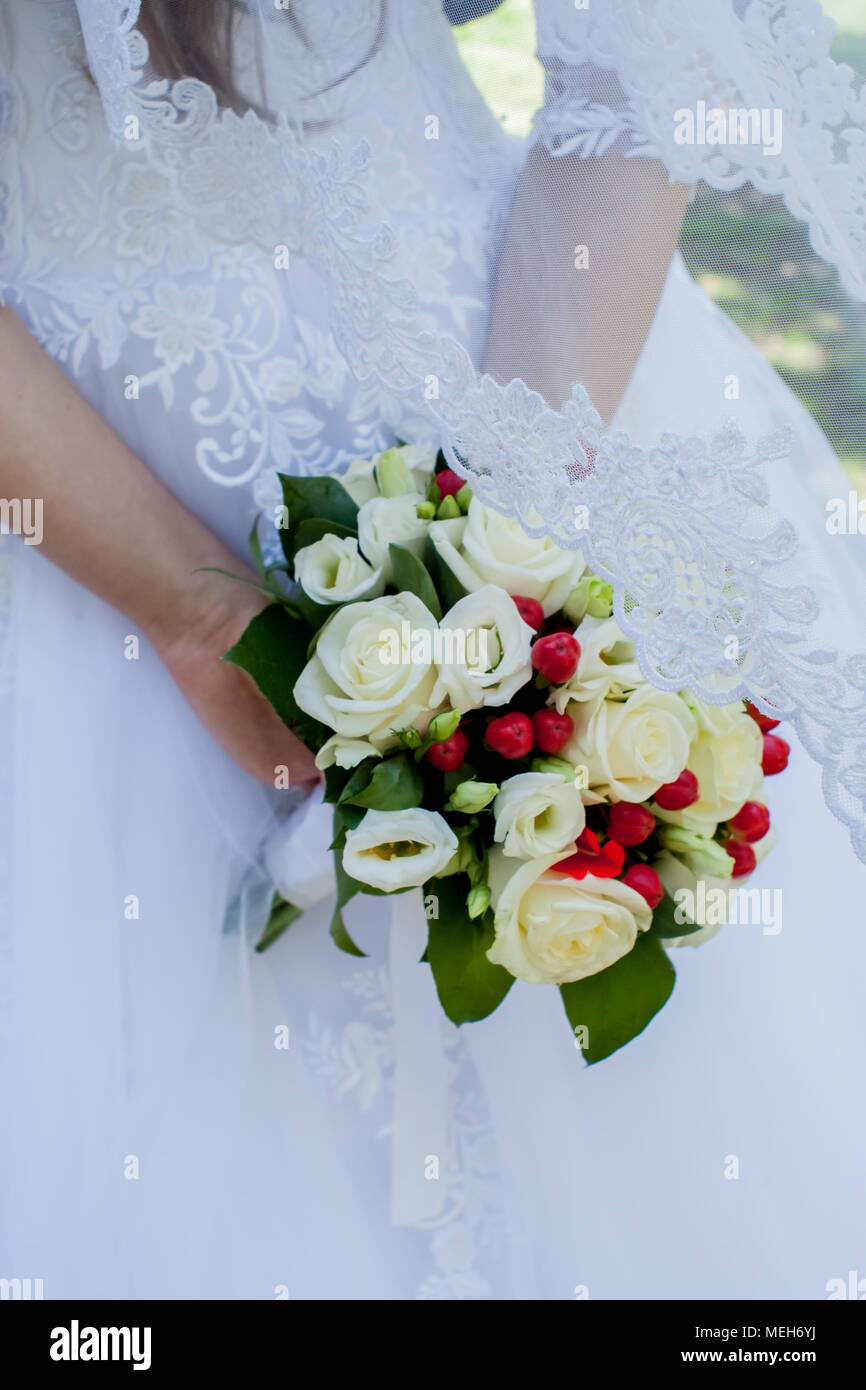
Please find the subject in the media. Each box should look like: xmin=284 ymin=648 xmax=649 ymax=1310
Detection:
xmin=745 ymin=701 xmax=780 ymax=733
xmin=433 ymin=467 xmax=465 ymax=498
xmin=607 ymin=802 xmax=656 ymax=847
xmin=512 ymin=595 xmax=545 ymax=631
xmin=653 ymin=769 xmax=700 ymax=811
xmin=531 ymin=708 xmax=574 ymax=755
xmin=729 ymin=801 xmax=770 ymax=843
xmin=424 ymin=728 xmax=469 ymax=772
xmin=761 ymin=733 xmax=789 ymax=775
xmin=622 ymin=863 xmax=665 ymax=909
xmin=531 ymin=631 xmax=580 ymax=684
xmin=486 ymin=711 xmax=534 ymax=760
xmin=726 ymin=840 xmax=757 ymax=878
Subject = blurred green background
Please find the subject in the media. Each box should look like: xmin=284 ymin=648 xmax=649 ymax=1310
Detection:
xmin=455 ymin=0 xmax=866 ymax=485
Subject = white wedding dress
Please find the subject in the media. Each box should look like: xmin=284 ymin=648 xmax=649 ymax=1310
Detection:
xmin=2 ymin=0 xmax=866 ymax=1300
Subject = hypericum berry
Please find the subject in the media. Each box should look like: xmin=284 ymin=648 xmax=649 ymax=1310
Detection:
xmin=512 ymin=595 xmax=545 ymax=631
xmin=761 ymin=733 xmax=790 ymax=776
xmin=434 ymin=467 xmax=464 ymax=498
xmin=424 ymin=728 xmax=469 ymax=772
xmin=745 ymin=701 xmax=780 ymax=733
xmin=622 ymin=863 xmax=665 ymax=909
xmin=726 ymin=840 xmax=756 ymax=878
xmin=653 ymin=769 xmax=700 ymax=811
xmin=531 ymin=708 xmax=574 ymax=755
xmin=729 ymin=801 xmax=770 ymax=843
xmin=485 ymin=711 xmax=534 ymax=760
xmin=531 ymin=631 xmax=580 ymax=684
xmin=607 ymin=802 xmax=656 ymax=847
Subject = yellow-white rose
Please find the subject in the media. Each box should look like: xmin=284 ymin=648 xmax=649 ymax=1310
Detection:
xmin=431 ymin=584 xmax=533 ymax=712
xmin=487 ymin=849 xmax=651 ymax=984
xmin=549 ymin=615 xmax=643 ymax=715
xmin=357 ymin=494 xmax=428 ymax=581
xmin=428 ymin=498 xmax=585 ymax=616
xmin=493 ymin=773 xmax=586 ymax=859
xmin=654 ymin=700 xmax=763 ymax=835
xmin=343 ymin=807 xmax=458 ymax=891
xmin=294 ymin=534 xmax=384 ymax=606
xmin=294 ymin=592 xmax=438 ymax=749
xmin=564 ymin=683 xmax=697 ymax=803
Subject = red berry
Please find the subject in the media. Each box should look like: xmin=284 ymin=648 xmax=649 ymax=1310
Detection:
xmin=745 ymin=701 xmax=780 ymax=733
xmin=729 ymin=801 xmax=770 ymax=843
xmin=726 ymin=840 xmax=756 ymax=878
xmin=486 ymin=711 xmax=534 ymax=760
xmin=622 ymin=864 xmax=664 ymax=909
xmin=761 ymin=733 xmax=789 ymax=776
xmin=531 ymin=708 xmax=574 ymax=755
xmin=654 ymin=769 xmax=700 ymax=811
xmin=512 ymin=595 xmax=544 ymax=631
xmin=424 ymin=728 xmax=469 ymax=772
xmin=434 ymin=467 xmax=464 ymax=498
xmin=531 ymin=631 xmax=580 ymax=684
xmin=607 ymin=802 xmax=656 ymax=847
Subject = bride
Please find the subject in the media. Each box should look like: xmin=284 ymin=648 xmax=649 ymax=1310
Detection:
xmin=1 ymin=0 xmax=865 ymax=1300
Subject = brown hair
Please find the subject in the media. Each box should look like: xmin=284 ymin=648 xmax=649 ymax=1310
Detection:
xmin=136 ymin=0 xmax=388 ymax=115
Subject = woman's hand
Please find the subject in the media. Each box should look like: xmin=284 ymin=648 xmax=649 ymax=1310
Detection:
xmin=155 ymin=580 xmax=322 ymax=790
xmin=0 ymin=305 xmax=319 ymax=789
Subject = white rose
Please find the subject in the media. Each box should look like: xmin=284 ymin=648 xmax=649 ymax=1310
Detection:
xmin=294 ymin=592 xmax=438 ymax=748
xmin=428 ymin=498 xmax=585 ymax=616
xmin=431 ymin=583 xmax=533 ymax=712
xmin=357 ymin=494 xmax=429 ymax=581
xmin=564 ymin=683 xmax=697 ymax=802
xmin=343 ymin=807 xmax=458 ymax=891
xmin=487 ymin=849 xmax=651 ymax=984
xmin=493 ymin=773 xmax=586 ymax=859
xmin=654 ymin=703 xmax=763 ymax=836
xmin=339 ymin=456 xmax=380 ymax=506
xmin=550 ymin=615 xmax=643 ymax=715
xmin=294 ymin=534 xmax=385 ymax=606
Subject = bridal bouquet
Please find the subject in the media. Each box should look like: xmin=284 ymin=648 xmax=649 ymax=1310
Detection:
xmin=227 ymin=445 xmax=788 ymax=1062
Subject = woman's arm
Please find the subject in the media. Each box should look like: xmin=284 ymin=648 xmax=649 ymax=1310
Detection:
xmin=482 ymin=145 xmax=691 ymax=421
xmin=0 ymin=304 xmax=318 ymax=787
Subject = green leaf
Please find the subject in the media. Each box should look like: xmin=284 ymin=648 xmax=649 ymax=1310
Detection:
xmin=341 ymin=753 xmax=423 ymax=811
xmin=278 ymin=474 xmax=358 ymax=563
xmin=424 ymin=535 xmax=468 ymax=613
xmin=425 ymin=875 xmax=514 ymax=1025
xmin=650 ymin=888 xmax=706 ymax=938
xmin=223 ymin=604 xmax=325 ymax=750
xmin=560 ymin=931 xmax=675 ymax=1065
xmin=255 ymin=895 xmax=303 ymax=953
xmin=330 ymin=905 xmax=366 ymax=957
xmin=388 ymin=543 xmax=442 ymax=620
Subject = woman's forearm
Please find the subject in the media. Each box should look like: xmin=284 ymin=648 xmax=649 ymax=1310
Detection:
xmin=482 ymin=145 xmax=691 ymax=421
xmin=0 ymin=304 xmax=251 ymax=649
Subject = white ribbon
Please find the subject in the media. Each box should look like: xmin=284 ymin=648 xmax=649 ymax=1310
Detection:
xmin=264 ymin=791 xmax=451 ymax=1226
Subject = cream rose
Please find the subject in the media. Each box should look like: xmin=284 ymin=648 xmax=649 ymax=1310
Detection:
xmin=343 ymin=807 xmax=458 ymax=891
xmin=564 ymin=683 xmax=697 ymax=803
xmin=493 ymin=773 xmax=586 ymax=859
xmin=357 ymin=494 xmax=429 ymax=580
xmin=294 ymin=592 xmax=438 ymax=751
xmin=487 ymin=849 xmax=651 ymax=984
xmin=428 ymin=498 xmax=585 ymax=616
xmin=431 ymin=584 xmax=533 ymax=712
xmin=294 ymin=534 xmax=384 ymax=606
xmin=654 ymin=700 xmax=763 ymax=835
